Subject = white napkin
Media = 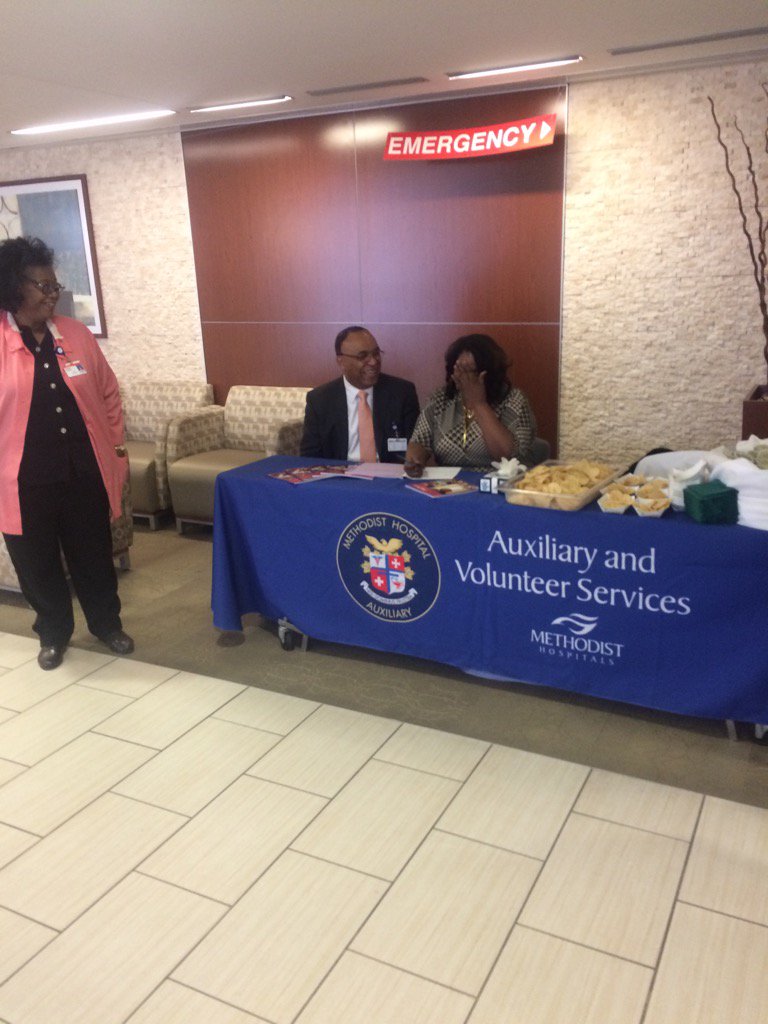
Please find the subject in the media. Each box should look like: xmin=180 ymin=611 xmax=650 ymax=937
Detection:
xmin=668 ymin=460 xmax=709 ymax=510
xmin=711 ymin=457 xmax=768 ymax=530
xmin=489 ymin=457 xmax=525 ymax=479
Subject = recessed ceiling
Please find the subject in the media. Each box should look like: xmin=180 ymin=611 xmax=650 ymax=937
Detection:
xmin=1 ymin=0 xmax=766 ymax=150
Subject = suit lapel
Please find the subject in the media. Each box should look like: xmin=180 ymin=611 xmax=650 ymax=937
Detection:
xmin=334 ymin=376 xmax=350 ymax=458
xmin=372 ymin=376 xmax=390 ymax=457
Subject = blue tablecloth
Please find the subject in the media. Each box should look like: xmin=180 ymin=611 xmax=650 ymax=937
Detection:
xmin=213 ymin=456 xmax=768 ymax=722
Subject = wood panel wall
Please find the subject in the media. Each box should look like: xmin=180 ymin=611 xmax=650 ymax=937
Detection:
xmin=182 ymin=88 xmax=566 ymax=452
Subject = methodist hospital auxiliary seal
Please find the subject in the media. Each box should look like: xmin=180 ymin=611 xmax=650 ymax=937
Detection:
xmin=336 ymin=513 xmax=441 ymax=621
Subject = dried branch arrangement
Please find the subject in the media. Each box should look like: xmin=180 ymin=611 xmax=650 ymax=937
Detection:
xmin=708 ymin=86 xmax=768 ymax=385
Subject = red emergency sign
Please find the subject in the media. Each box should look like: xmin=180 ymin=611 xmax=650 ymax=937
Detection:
xmin=384 ymin=114 xmax=557 ymax=161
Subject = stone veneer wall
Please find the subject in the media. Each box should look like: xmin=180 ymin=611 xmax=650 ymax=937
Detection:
xmin=562 ymin=58 xmax=768 ymax=465
xmin=0 ymin=131 xmax=204 ymax=381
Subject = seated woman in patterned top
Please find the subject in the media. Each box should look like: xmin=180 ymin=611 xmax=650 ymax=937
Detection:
xmin=404 ymin=333 xmax=536 ymax=475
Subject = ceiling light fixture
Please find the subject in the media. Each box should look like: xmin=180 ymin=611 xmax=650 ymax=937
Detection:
xmin=11 ymin=109 xmax=176 ymax=135
xmin=447 ymin=56 xmax=583 ymax=80
xmin=190 ymin=96 xmax=292 ymax=113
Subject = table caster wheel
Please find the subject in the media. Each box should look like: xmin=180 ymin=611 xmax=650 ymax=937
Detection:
xmin=279 ymin=629 xmax=296 ymax=651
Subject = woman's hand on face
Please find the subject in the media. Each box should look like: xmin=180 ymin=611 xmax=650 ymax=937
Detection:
xmin=452 ymin=361 xmax=487 ymax=409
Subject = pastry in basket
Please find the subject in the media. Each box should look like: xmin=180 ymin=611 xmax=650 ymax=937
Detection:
xmin=600 ymin=490 xmax=633 ymax=509
xmin=638 ymin=496 xmax=671 ymax=512
xmin=602 ymin=481 xmax=636 ymax=496
xmin=637 ymin=479 xmax=668 ymax=499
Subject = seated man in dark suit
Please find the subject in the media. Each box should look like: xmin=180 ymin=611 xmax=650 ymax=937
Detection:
xmin=301 ymin=326 xmax=420 ymax=462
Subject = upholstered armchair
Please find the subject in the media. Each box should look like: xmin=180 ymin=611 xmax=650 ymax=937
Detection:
xmin=119 ymin=380 xmax=214 ymax=528
xmin=0 ymin=536 xmax=20 ymax=592
xmin=167 ymin=384 xmax=310 ymax=532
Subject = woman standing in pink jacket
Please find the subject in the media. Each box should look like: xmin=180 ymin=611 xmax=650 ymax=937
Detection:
xmin=0 ymin=236 xmax=134 ymax=669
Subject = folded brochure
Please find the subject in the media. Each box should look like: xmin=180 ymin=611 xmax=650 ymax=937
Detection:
xmin=269 ymin=465 xmax=347 ymax=484
xmin=406 ymin=479 xmax=478 ymax=497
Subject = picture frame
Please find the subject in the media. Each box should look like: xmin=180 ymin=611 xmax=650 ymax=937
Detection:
xmin=0 ymin=174 xmax=106 ymax=337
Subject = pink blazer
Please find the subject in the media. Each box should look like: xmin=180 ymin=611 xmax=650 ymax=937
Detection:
xmin=0 ymin=311 xmax=127 ymax=535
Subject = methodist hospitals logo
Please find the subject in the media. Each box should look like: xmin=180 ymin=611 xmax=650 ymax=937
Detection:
xmin=336 ymin=513 xmax=440 ymax=622
xmin=532 ymin=613 xmax=625 ymax=665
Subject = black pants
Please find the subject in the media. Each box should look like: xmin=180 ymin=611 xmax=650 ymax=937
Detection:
xmin=3 ymin=475 xmax=122 ymax=647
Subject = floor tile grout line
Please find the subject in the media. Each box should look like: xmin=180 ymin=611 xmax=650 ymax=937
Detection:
xmin=131 ymin=781 xmax=335 ymax=910
xmin=280 ymin=746 xmax=477 ymax=1018
xmin=464 ymin=764 xmax=595 ymax=1012
xmin=243 ymin=770 xmax=336 ymax=800
xmin=0 ymin=862 xmax=232 ymax=982
xmin=636 ymin=788 xmax=706 ymax=1024
xmin=0 ymin=656 xmax=127 ymax=715
xmin=431 ymin=825 xmax=545 ymax=862
xmin=74 ymin=673 xmax=179 ymax=700
xmin=283 ymin=845 xmax=396 ymax=885
xmin=676 ymin=896 xmax=768 ymax=931
xmin=335 ymin=946 xmax=482 ymax=1003
xmin=239 ymin=695 xmax=401 ymax=791
xmin=90 ymin=678 xmax=251 ymax=751
xmin=371 ymin=750 xmax=490 ymax=783
xmin=570 ymin=807 xmax=698 ymax=844
xmin=515 ymin=922 xmax=658 ymax=970
xmin=0 ymin=725 xmax=169 ymax=837
xmin=107 ymin=720 xmax=294 ymax=816
xmin=0 ymin=799 xmax=193 ymax=934
xmin=0 ymin=896 xmax=61 ymax=934
xmin=106 ymin=890 xmax=234 ymax=1024
xmin=124 ymin=976 xmax=271 ymax=1024
xmin=0 ymin=920 xmax=61 ymax=992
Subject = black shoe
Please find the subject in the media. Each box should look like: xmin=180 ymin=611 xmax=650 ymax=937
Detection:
xmin=38 ymin=645 xmax=65 ymax=671
xmin=99 ymin=630 xmax=135 ymax=655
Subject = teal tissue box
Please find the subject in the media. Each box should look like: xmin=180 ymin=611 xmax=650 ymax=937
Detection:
xmin=684 ymin=480 xmax=738 ymax=524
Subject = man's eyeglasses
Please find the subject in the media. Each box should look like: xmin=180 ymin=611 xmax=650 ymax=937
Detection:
xmin=24 ymin=277 xmax=66 ymax=297
xmin=339 ymin=347 xmax=384 ymax=364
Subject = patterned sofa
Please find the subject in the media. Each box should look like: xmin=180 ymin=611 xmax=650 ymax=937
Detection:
xmin=167 ymin=385 xmax=310 ymax=532
xmin=119 ymin=379 xmax=214 ymax=528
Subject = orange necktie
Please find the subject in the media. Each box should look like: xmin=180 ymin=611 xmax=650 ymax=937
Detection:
xmin=358 ymin=390 xmax=377 ymax=462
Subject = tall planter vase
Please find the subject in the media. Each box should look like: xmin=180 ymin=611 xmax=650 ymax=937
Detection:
xmin=742 ymin=385 xmax=768 ymax=439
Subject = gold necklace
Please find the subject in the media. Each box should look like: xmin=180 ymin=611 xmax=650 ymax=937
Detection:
xmin=462 ymin=404 xmax=475 ymax=448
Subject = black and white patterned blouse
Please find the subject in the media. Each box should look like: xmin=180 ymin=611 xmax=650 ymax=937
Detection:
xmin=409 ymin=385 xmax=536 ymax=471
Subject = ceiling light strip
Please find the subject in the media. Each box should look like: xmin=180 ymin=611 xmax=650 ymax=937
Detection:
xmin=447 ymin=56 xmax=582 ymax=80
xmin=190 ymin=96 xmax=292 ymax=113
xmin=11 ymin=110 xmax=175 ymax=135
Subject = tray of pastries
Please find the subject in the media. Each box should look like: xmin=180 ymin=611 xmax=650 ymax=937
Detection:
xmin=505 ymin=460 xmax=617 ymax=511
xmin=598 ymin=475 xmax=671 ymax=515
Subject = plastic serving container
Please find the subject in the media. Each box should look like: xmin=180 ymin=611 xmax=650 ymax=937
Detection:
xmin=505 ymin=460 xmax=617 ymax=511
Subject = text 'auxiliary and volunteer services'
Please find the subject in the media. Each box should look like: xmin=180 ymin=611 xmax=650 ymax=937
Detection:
xmin=454 ymin=530 xmax=692 ymax=616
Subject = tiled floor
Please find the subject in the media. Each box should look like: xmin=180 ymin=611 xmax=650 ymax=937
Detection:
xmin=0 ymin=632 xmax=766 ymax=1023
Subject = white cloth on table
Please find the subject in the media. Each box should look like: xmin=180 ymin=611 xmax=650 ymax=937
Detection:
xmin=634 ymin=449 xmax=730 ymax=510
xmin=711 ymin=457 xmax=768 ymax=531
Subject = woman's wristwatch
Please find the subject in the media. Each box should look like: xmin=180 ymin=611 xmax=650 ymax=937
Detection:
xmin=114 ymin=444 xmax=127 ymax=456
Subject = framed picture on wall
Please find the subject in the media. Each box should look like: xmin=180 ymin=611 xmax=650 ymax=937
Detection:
xmin=0 ymin=174 xmax=107 ymax=336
